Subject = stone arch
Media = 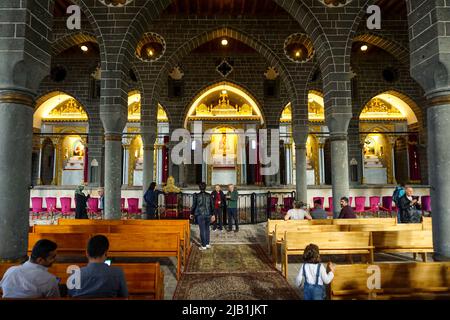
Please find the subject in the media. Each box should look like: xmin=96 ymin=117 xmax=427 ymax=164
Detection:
xmin=353 ymin=32 xmax=410 ymax=66
xmin=359 ymin=90 xmax=422 ymax=127
xmin=51 ymin=31 xmax=98 ymax=56
xmin=121 ymin=0 xmax=333 ymax=82
xmin=34 ymin=90 xmax=91 ymax=129
xmin=183 ymin=81 xmax=266 ymax=129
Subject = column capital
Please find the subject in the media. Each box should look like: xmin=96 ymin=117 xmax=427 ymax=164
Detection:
xmin=428 ymin=94 xmax=450 ymax=107
xmin=330 ymin=133 xmax=348 ymax=142
xmin=0 ymin=90 xmax=35 ymax=108
xmin=104 ymin=133 xmax=122 ymax=142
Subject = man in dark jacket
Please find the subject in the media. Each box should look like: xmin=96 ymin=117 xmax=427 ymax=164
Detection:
xmin=144 ymin=182 xmax=162 ymax=219
xmin=75 ymin=185 xmax=90 ymax=219
xmin=190 ymin=182 xmax=214 ymax=250
xmin=338 ymin=197 xmax=356 ymax=219
xmin=398 ymin=187 xmax=422 ymax=223
xmin=211 ymin=185 xmax=226 ymax=231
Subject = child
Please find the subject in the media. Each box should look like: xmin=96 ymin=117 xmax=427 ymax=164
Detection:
xmin=295 ymin=243 xmax=335 ymax=300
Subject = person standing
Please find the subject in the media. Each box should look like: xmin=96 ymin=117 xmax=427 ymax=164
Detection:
xmin=226 ymin=184 xmax=239 ymax=232
xmin=75 ymin=185 xmax=90 ymax=219
xmin=295 ymin=244 xmax=335 ymax=300
xmin=211 ymin=185 xmax=226 ymax=231
xmin=392 ymin=183 xmax=406 ymax=223
xmin=98 ymin=187 xmax=105 ymax=216
xmin=284 ymin=201 xmax=312 ymax=220
xmin=144 ymin=182 xmax=162 ymax=219
xmin=190 ymin=182 xmax=214 ymax=250
xmin=338 ymin=197 xmax=356 ymax=219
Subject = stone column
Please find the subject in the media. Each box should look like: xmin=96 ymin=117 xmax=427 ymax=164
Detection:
xmin=37 ymin=141 xmax=43 ymax=185
xmin=360 ymin=135 xmax=367 ymax=185
xmin=317 ymin=137 xmax=326 ymax=185
xmin=122 ymin=145 xmax=129 ymax=186
xmin=388 ymin=135 xmax=397 ymax=185
xmin=142 ymin=133 xmax=156 ymax=193
xmin=293 ymin=131 xmax=308 ymax=203
xmin=330 ymin=133 xmax=350 ymax=218
xmin=103 ymin=133 xmax=123 ymax=219
xmin=0 ymin=90 xmax=35 ymax=262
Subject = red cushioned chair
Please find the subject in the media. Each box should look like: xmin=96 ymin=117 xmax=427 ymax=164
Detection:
xmin=31 ymin=197 xmax=45 ymax=220
xmin=60 ymin=197 xmax=73 ymax=219
xmin=127 ymin=198 xmax=141 ymax=219
xmin=421 ymin=195 xmax=431 ymax=216
xmin=379 ymin=196 xmax=394 ymax=217
xmin=354 ymin=196 xmax=366 ymax=217
xmin=45 ymin=197 xmax=60 ymax=220
xmin=268 ymin=196 xmax=279 ymax=218
xmin=281 ymin=197 xmax=294 ymax=216
xmin=369 ymin=196 xmax=381 ymax=217
xmin=164 ymin=193 xmax=179 ymax=218
xmin=87 ymin=197 xmax=101 ymax=219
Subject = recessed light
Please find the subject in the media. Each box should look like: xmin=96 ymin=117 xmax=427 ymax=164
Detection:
xmin=147 ymin=48 xmax=154 ymax=56
xmin=221 ymin=39 xmax=228 ymax=46
xmin=360 ymin=45 xmax=368 ymax=52
xmin=81 ymin=45 xmax=88 ymax=52
xmin=295 ymin=51 xmax=301 ymax=57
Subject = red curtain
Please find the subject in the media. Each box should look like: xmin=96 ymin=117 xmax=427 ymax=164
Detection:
xmin=83 ymin=144 xmax=88 ymax=184
xmin=162 ymin=136 xmax=169 ymax=183
xmin=408 ymin=134 xmax=421 ymax=182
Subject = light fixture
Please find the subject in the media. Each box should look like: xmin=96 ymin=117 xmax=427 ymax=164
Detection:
xmin=360 ymin=45 xmax=368 ymax=52
xmin=295 ymin=51 xmax=301 ymax=57
xmin=251 ymin=140 xmax=257 ymax=150
xmin=222 ymin=90 xmax=227 ymax=95
xmin=309 ymin=98 xmax=314 ymax=103
xmin=80 ymin=45 xmax=89 ymax=52
xmin=147 ymin=48 xmax=154 ymax=56
xmin=221 ymin=39 xmax=228 ymax=46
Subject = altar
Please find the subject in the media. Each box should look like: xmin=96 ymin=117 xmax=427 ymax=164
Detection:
xmin=211 ymin=167 xmax=237 ymax=185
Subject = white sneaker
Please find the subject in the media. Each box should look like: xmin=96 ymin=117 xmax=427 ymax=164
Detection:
xmin=206 ymin=244 xmax=211 ymax=249
xmin=199 ymin=246 xmax=207 ymax=251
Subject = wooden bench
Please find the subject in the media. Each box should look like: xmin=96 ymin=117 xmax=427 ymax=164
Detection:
xmin=332 ymin=217 xmax=397 ymax=226
xmin=33 ymin=223 xmax=189 ymax=266
xmin=281 ymin=231 xmax=374 ymax=278
xmin=330 ymin=262 xmax=450 ymax=300
xmin=348 ymin=223 xmax=424 ymax=232
xmin=372 ymin=230 xmax=433 ymax=262
xmin=28 ymin=232 xmax=182 ymax=280
xmin=422 ymin=217 xmax=432 ymax=230
xmin=0 ymin=262 xmax=164 ymax=300
xmin=271 ymin=224 xmax=347 ymax=266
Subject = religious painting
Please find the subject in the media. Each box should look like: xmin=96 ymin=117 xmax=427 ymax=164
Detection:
xmin=364 ymin=137 xmax=376 ymax=156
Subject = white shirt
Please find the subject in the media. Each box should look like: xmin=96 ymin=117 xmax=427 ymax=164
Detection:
xmin=295 ymin=263 xmax=334 ymax=287
xmin=286 ymin=208 xmax=308 ymax=220
xmin=0 ymin=261 xmax=60 ymax=298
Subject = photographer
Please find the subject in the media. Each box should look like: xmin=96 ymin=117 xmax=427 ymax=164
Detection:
xmin=398 ymin=187 xmax=422 ymax=223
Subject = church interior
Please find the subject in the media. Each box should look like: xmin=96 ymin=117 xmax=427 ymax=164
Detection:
xmin=1 ymin=0 xmax=450 ymax=303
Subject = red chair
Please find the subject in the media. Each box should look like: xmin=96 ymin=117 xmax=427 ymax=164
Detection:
xmin=327 ymin=197 xmax=333 ymax=214
xmin=45 ymin=197 xmax=59 ymax=219
xmin=421 ymin=196 xmax=431 ymax=215
xmin=312 ymin=197 xmax=324 ymax=208
xmin=268 ymin=196 xmax=279 ymax=218
xmin=120 ymin=198 xmax=126 ymax=212
xmin=31 ymin=197 xmax=44 ymax=219
xmin=127 ymin=198 xmax=141 ymax=218
xmin=354 ymin=196 xmax=366 ymax=216
xmin=380 ymin=196 xmax=394 ymax=217
xmin=281 ymin=197 xmax=294 ymax=215
xmin=87 ymin=197 xmax=101 ymax=219
xmin=164 ymin=193 xmax=179 ymax=218
xmin=369 ymin=196 xmax=381 ymax=215
xmin=348 ymin=196 xmax=353 ymax=208
xmin=60 ymin=197 xmax=73 ymax=219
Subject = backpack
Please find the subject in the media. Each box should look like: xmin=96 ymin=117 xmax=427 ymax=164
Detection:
xmin=392 ymin=187 xmax=403 ymax=206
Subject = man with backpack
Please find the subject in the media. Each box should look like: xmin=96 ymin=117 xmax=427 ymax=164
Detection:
xmin=392 ymin=183 xmax=406 ymax=223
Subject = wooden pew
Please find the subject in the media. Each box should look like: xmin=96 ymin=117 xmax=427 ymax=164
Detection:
xmin=0 ymin=262 xmax=164 ymax=300
xmin=422 ymin=217 xmax=432 ymax=230
xmin=332 ymin=218 xmax=397 ymax=226
xmin=348 ymin=224 xmax=423 ymax=232
xmin=32 ymin=223 xmax=189 ymax=266
xmin=271 ymin=224 xmax=347 ymax=266
xmin=57 ymin=219 xmax=123 ymax=225
xmin=372 ymin=230 xmax=433 ymax=262
xmin=281 ymin=231 xmax=374 ymax=278
xmin=28 ymin=232 xmax=182 ymax=280
xmin=330 ymin=262 xmax=450 ymax=300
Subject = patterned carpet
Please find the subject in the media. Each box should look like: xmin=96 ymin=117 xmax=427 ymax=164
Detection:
xmin=173 ymin=244 xmax=300 ymax=300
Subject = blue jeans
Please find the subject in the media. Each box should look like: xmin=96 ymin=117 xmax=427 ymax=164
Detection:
xmin=227 ymin=208 xmax=239 ymax=230
xmin=304 ymin=283 xmax=326 ymax=300
xmin=196 ymin=215 xmax=211 ymax=247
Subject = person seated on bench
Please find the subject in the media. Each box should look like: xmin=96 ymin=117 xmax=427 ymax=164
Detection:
xmin=338 ymin=197 xmax=356 ymax=219
xmin=0 ymin=239 xmax=60 ymax=299
xmin=398 ymin=187 xmax=422 ymax=223
xmin=68 ymin=235 xmax=128 ymax=298
xmin=284 ymin=201 xmax=312 ymax=221
xmin=295 ymin=243 xmax=335 ymax=300
xmin=310 ymin=199 xmax=328 ymax=220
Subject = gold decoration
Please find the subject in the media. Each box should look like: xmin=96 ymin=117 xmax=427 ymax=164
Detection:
xmin=128 ymin=103 xmax=168 ymax=122
xmin=280 ymin=102 xmax=325 ymax=122
xmin=190 ymin=92 xmax=255 ymax=119
xmin=163 ymin=176 xmax=181 ymax=193
xmin=360 ymin=98 xmax=405 ymax=121
xmin=46 ymin=99 xmax=87 ymax=121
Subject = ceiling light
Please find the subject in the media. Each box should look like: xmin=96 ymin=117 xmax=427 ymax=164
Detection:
xmin=360 ymin=45 xmax=368 ymax=52
xmin=147 ymin=48 xmax=154 ymax=56
xmin=81 ymin=45 xmax=88 ymax=52
xmin=222 ymin=90 xmax=227 ymax=94
xmin=295 ymin=51 xmax=301 ymax=57
xmin=221 ymin=39 xmax=228 ymax=46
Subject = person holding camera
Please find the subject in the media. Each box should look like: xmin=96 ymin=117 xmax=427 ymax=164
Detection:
xmin=398 ymin=187 xmax=422 ymax=223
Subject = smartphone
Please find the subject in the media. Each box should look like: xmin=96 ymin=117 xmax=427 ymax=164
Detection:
xmin=105 ymin=259 xmax=112 ymax=266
